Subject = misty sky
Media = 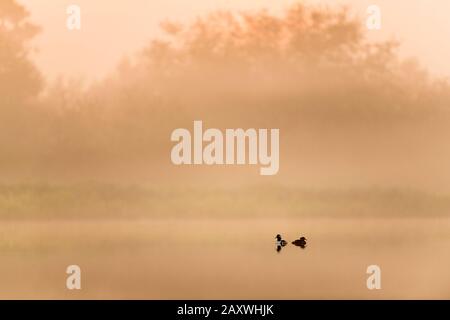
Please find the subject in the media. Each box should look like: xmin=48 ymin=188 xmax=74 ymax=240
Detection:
xmin=19 ymin=0 xmax=450 ymax=82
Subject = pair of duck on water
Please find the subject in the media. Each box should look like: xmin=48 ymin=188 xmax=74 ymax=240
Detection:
xmin=275 ymin=234 xmax=307 ymax=251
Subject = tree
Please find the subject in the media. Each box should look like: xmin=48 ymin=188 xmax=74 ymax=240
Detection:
xmin=0 ymin=0 xmax=42 ymax=107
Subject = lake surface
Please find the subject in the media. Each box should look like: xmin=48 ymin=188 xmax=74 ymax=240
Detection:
xmin=0 ymin=217 xmax=449 ymax=299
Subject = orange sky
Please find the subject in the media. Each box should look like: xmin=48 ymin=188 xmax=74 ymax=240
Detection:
xmin=19 ymin=0 xmax=450 ymax=82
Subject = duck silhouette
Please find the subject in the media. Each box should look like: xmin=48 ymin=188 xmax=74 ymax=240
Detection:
xmin=292 ymin=236 xmax=307 ymax=248
xmin=275 ymin=234 xmax=288 ymax=247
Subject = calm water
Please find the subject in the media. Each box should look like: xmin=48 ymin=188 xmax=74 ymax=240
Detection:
xmin=0 ymin=217 xmax=449 ymax=299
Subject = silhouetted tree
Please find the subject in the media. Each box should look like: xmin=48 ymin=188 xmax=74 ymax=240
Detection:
xmin=0 ymin=0 xmax=42 ymax=107
xmin=0 ymin=0 xmax=44 ymax=170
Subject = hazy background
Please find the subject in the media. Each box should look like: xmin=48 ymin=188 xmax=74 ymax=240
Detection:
xmin=3 ymin=0 xmax=450 ymax=190
xmin=18 ymin=0 xmax=450 ymax=81
xmin=1 ymin=0 xmax=450 ymax=299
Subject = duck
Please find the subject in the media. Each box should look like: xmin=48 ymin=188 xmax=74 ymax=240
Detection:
xmin=292 ymin=236 xmax=307 ymax=247
xmin=275 ymin=234 xmax=288 ymax=246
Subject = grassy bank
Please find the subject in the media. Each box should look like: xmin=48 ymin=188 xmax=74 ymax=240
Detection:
xmin=1 ymin=183 xmax=450 ymax=220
